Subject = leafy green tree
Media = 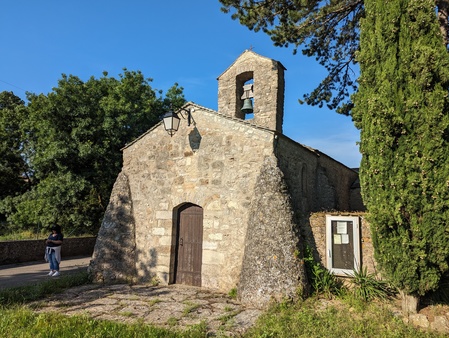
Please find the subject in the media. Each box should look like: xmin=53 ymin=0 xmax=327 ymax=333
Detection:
xmin=3 ymin=70 xmax=184 ymax=235
xmin=0 ymin=92 xmax=30 ymax=226
xmin=352 ymin=0 xmax=449 ymax=313
xmin=0 ymin=92 xmax=28 ymax=196
xmin=219 ymin=0 xmax=449 ymax=115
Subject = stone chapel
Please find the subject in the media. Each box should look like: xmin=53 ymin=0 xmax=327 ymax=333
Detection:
xmin=89 ymin=50 xmax=363 ymax=308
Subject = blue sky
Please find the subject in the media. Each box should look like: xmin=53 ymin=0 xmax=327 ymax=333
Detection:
xmin=0 ymin=1 xmax=361 ymax=168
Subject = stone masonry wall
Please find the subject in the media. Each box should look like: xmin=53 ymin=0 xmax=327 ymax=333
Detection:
xmin=276 ymin=136 xmax=323 ymax=214
xmin=0 ymin=237 xmax=96 ymax=265
xmin=315 ymin=152 xmax=360 ymax=211
xmin=217 ymin=50 xmax=285 ymax=133
xmin=276 ymin=136 xmax=360 ymax=217
xmin=121 ymin=105 xmax=275 ymax=291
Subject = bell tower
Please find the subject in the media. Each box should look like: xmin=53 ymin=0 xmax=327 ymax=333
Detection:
xmin=217 ymin=50 xmax=285 ymax=133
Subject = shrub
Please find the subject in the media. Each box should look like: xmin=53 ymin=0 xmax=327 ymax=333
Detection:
xmin=348 ymin=267 xmax=394 ymax=301
xmin=303 ymin=245 xmax=343 ymax=298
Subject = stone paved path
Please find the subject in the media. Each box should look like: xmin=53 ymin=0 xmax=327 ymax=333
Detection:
xmin=34 ymin=283 xmax=262 ymax=337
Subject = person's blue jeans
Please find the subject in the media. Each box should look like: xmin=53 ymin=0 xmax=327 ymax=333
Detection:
xmin=48 ymin=250 xmax=59 ymax=271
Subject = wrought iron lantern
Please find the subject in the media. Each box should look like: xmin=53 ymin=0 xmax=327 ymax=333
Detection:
xmin=162 ymin=107 xmax=192 ymax=137
xmin=162 ymin=111 xmax=181 ymax=137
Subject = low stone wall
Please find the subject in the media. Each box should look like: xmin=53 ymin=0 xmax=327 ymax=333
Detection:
xmin=0 ymin=237 xmax=96 ymax=265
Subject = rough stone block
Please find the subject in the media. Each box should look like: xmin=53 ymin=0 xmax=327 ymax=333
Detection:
xmin=202 ymin=241 xmax=218 ymax=250
xmin=203 ymin=250 xmax=224 ymax=264
xmin=430 ymin=316 xmax=449 ymax=332
xmin=409 ymin=314 xmax=429 ymax=328
xmin=208 ymin=233 xmax=223 ymax=241
xmin=152 ymin=228 xmax=165 ymax=236
xmin=203 ymin=219 xmax=214 ymax=228
xmin=158 ymin=236 xmax=173 ymax=246
xmin=155 ymin=211 xmax=172 ymax=220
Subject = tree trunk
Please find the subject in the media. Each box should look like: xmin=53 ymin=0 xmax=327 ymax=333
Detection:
xmin=437 ymin=0 xmax=449 ymax=46
xmin=399 ymin=290 xmax=420 ymax=315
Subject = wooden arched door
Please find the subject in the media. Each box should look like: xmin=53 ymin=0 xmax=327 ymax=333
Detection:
xmin=175 ymin=204 xmax=203 ymax=286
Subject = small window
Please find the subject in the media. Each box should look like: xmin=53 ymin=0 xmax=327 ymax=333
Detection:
xmin=326 ymin=215 xmax=360 ymax=276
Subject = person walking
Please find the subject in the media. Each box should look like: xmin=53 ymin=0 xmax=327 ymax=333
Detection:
xmin=45 ymin=224 xmax=63 ymax=277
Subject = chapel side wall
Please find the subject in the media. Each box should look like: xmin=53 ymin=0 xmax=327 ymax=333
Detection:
xmin=308 ymin=212 xmax=376 ymax=275
xmin=122 ymin=108 xmax=274 ymax=291
xmin=276 ymin=136 xmax=359 ymax=214
xmin=316 ymin=152 xmax=360 ymax=211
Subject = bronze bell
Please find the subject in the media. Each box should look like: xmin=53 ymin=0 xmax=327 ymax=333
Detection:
xmin=241 ymin=98 xmax=253 ymax=114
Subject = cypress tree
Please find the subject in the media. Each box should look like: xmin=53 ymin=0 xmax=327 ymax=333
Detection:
xmin=352 ymin=0 xmax=449 ymax=312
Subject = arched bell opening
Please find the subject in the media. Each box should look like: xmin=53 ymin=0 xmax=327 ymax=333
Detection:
xmin=236 ymin=71 xmax=254 ymax=120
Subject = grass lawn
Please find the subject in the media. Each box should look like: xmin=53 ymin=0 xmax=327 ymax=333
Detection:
xmin=0 ymin=271 xmax=447 ymax=337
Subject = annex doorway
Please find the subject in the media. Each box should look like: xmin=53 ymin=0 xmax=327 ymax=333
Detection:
xmin=325 ymin=215 xmax=361 ymax=276
xmin=174 ymin=203 xmax=203 ymax=286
